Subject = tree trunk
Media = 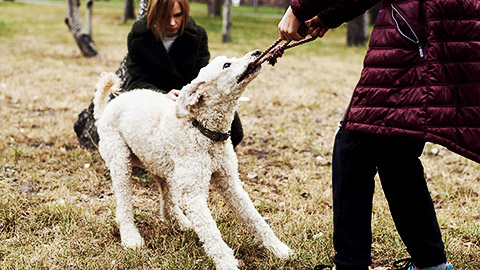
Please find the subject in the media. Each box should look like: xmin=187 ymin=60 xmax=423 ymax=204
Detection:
xmin=346 ymin=13 xmax=368 ymax=47
xmin=207 ymin=0 xmax=222 ymax=17
xmin=252 ymin=0 xmax=259 ymax=12
xmin=368 ymin=2 xmax=381 ymax=26
xmin=222 ymin=0 xmax=232 ymax=43
xmin=116 ymin=0 xmax=148 ymax=87
xmin=65 ymin=0 xmax=99 ymax=57
xmin=74 ymin=0 xmax=149 ymax=150
xmin=281 ymin=0 xmax=289 ymax=9
xmin=122 ymin=0 xmax=135 ymax=23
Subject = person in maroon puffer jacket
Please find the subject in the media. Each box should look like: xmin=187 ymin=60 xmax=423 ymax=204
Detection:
xmin=279 ymin=0 xmax=479 ymax=269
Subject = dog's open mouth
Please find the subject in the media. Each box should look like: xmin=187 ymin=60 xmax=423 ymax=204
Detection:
xmin=237 ymin=62 xmax=262 ymax=84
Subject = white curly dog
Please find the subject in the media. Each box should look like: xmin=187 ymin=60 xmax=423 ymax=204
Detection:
xmin=93 ymin=50 xmax=293 ymax=270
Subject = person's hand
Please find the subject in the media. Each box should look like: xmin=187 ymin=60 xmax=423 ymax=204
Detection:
xmin=306 ymin=16 xmax=329 ymax=38
xmin=278 ymin=6 xmax=303 ymax=41
xmin=279 ymin=6 xmax=329 ymax=41
xmin=166 ymin=89 xmax=181 ymax=101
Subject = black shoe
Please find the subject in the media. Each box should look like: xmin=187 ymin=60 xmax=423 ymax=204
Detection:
xmin=393 ymin=258 xmax=414 ymax=270
xmin=393 ymin=258 xmax=453 ymax=270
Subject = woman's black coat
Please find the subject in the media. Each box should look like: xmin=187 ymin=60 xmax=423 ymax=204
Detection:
xmin=126 ymin=16 xmax=210 ymax=92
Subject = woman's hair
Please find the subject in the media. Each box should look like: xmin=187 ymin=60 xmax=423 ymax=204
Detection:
xmin=146 ymin=0 xmax=190 ymax=40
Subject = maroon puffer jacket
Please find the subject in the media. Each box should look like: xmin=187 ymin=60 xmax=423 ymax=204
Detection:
xmin=291 ymin=0 xmax=480 ymax=163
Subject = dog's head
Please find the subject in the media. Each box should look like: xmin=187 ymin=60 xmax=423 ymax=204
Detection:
xmin=176 ymin=50 xmax=262 ymax=118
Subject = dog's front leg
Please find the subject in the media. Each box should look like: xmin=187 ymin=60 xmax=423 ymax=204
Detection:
xmin=154 ymin=175 xmax=192 ymax=231
xmin=212 ymin=170 xmax=294 ymax=259
xmin=171 ymin=166 xmax=239 ymax=270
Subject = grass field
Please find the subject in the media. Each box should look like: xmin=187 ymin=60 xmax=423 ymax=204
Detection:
xmin=0 ymin=1 xmax=479 ymax=269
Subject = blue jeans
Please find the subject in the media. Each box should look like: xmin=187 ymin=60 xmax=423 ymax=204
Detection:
xmin=332 ymin=128 xmax=446 ymax=269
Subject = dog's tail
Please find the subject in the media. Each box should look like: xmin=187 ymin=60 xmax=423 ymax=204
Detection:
xmin=93 ymin=72 xmax=121 ymax=120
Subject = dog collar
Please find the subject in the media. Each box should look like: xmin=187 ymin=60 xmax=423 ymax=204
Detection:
xmin=192 ymin=119 xmax=231 ymax=142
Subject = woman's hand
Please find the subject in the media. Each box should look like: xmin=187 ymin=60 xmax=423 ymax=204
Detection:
xmin=166 ymin=89 xmax=181 ymax=101
xmin=307 ymin=16 xmax=329 ymax=38
xmin=278 ymin=6 xmax=303 ymax=41
xmin=279 ymin=6 xmax=329 ymax=41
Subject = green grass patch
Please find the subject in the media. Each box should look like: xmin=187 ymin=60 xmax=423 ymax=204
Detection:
xmin=0 ymin=20 xmax=12 ymax=37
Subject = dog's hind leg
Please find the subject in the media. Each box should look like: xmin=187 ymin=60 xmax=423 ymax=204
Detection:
xmin=99 ymin=132 xmax=144 ymax=249
xmin=171 ymin=164 xmax=239 ymax=270
xmin=154 ymin=175 xmax=192 ymax=231
xmin=212 ymin=157 xmax=293 ymax=259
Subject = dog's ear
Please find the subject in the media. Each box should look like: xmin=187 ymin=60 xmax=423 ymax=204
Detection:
xmin=176 ymin=80 xmax=206 ymax=117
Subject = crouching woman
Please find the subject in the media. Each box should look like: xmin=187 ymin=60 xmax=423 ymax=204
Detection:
xmin=125 ymin=0 xmax=244 ymax=147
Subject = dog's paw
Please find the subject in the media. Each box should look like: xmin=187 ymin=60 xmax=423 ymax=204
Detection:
xmin=265 ymin=241 xmax=295 ymax=259
xmin=215 ymin=258 xmax=239 ymax=270
xmin=120 ymin=226 xmax=145 ymax=249
xmin=177 ymin=218 xmax=193 ymax=231
xmin=174 ymin=213 xmax=193 ymax=231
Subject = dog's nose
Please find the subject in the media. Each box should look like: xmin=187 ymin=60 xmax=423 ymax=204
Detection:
xmin=252 ymin=50 xmax=261 ymax=57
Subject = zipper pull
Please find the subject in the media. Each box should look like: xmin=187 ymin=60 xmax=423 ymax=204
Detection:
xmin=418 ymin=43 xmax=424 ymax=58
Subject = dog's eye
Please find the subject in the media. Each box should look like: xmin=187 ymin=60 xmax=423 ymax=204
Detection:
xmin=223 ymin=63 xmax=231 ymax=69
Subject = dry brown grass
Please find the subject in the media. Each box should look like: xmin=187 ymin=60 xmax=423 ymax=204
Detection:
xmin=1 ymin=1 xmax=479 ymax=269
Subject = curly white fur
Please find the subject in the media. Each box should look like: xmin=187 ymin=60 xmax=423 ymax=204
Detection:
xmin=94 ymin=50 xmax=293 ymax=270
xmin=93 ymin=72 xmax=121 ymax=120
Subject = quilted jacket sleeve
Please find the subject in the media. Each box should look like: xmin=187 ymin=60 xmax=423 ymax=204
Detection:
xmin=290 ymin=0 xmax=381 ymax=28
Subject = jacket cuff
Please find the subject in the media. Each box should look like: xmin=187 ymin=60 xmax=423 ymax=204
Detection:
xmin=290 ymin=0 xmax=324 ymax=21
xmin=317 ymin=0 xmax=381 ymax=29
xmin=317 ymin=7 xmax=346 ymax=28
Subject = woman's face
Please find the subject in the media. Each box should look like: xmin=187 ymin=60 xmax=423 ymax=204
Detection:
xmin=165 ymin=1 xmax=183 ymax=35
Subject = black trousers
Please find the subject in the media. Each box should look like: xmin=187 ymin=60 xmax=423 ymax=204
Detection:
xmin=332 ymin=129 xmax=446 ymax=270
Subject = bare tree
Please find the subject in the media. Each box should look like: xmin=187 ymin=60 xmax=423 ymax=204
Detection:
xmin=74 ymin=0 xmax=149 ymax=149
xmin=222 ymin=0 xmax=232 ymax=43
xmin=368 ymin=2 xmax=382 ymax=26
xmin=65 ymin=0 xmax=99 ymax=57
xmin=114 ymin=0 xmax=148 ymax=87
xmin=207 ymin=0 xmax=222 ymax=17
xmin=252 ymin=0 xmax=259 ymax=12
xmin=346 ymin=13 xmax=368 ymax=47
xmin=122 ymin=0 xmax=136 ymax=23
